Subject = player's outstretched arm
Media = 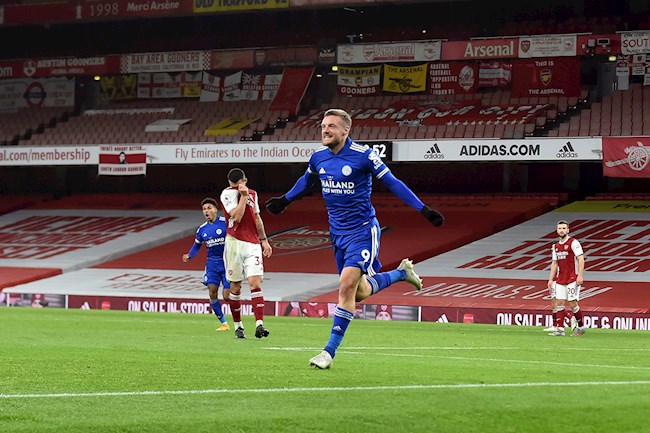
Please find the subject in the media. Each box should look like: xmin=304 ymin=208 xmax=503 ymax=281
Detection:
xmin=265 ymin=195 xmax=291 ymax=215
xmin=183 ymin=242 xmax=201 ymax=262
xmin=420 ymin=205 xmax=444 ymax=227
xmin=265 ymin=170 xmax=317 ymax=215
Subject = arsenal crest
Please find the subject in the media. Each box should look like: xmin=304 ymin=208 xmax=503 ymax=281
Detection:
xmin=363 ymin=45 xmax=376 ymax=62
xmin=23 ymin=60 xmax=36 ymax=77
xmin=270 ymin=226 xmax=331 ymax=255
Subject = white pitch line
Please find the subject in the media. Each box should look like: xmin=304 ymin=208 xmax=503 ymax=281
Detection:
xmin=347 ymin=351 xmax=650 ymax=371
xmin=266 ymin=348 xmax=650 ymax=371
xmin=268 ymin=346 xmax=650 ymax=352
xmin=265 ymin=346 xmax=522 ymax=351
xmin=2 ymin=381 xmax=649 ymax=400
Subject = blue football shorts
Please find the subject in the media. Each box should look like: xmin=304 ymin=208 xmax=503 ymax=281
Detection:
xmin=330 ymin=218 xmax=382 ymax=276
xmin=203 ymin=266 xmax=230 ymax=289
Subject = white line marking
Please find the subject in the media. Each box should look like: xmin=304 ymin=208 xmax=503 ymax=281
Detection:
xmin=2 ymin=381 xmax=649 ymax=400
xmin=266 ymin=348 xmax=650 ymax=370
xmin=346 ymin=351 xmax=650 ymax=371
xmin=268 ymin=346 xmax=650 ymax=352
xmin=266 ymin=346 xmax=523 ymax=351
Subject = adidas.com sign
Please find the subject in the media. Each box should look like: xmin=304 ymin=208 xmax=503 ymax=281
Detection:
xmin=424 ymin=143 xmax=445 ymax=159
xmin=556 ymin=141 xmax=578 ymax=158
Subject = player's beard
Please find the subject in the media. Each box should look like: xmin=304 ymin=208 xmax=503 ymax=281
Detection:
xmin=323 ymin=134 xmax=342 ymax=150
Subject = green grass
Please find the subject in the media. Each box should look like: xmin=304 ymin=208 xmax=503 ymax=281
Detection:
xmin=1 ymin=308 xmax=649 ymax=433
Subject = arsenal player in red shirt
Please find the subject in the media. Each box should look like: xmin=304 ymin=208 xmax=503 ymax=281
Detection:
xmin=547 ymin=220 xmax=586 ymax=337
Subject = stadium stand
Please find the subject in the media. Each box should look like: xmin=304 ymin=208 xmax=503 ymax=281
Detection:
xmin=23 ymin=100 xmax=270 ymax=145
xmin=0 ymin=107 xmax=70 ymax=145
xmin=1 ymin=88 xmax=596 ymax=144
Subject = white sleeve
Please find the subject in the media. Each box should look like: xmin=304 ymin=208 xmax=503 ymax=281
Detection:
xmin=551 ymin=245 xmax=557 ymax=261
xmin=253 ymin=192 xmax=260 ymax=214
xmin=220 ymin=188 xmax=238 ymax=215
xmin=571 ymin=239 xmax=584 ymax=257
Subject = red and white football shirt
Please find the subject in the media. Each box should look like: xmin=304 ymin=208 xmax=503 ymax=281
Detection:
xmin=220 ymin=187 xmax=261 ymax=244
xmin=551 ymin=237 xmax=584 ymax=285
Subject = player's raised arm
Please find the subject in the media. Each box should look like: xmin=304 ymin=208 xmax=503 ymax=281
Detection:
xmin=265 ymin=169 xmax=318 ymax=215
xmin=230 ymin=183 xmax=249 ymax=223
xmin=182 ymin=228 xmax=203 ymax=262
xmin=377 ymin=169 xmax=444 ymax=227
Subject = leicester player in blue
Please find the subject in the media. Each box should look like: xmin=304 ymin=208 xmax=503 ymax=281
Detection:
xmin=182 ymin=197 xmax=230 ymax=332
xmin=266 ymin=108 xmax=444 ymax=369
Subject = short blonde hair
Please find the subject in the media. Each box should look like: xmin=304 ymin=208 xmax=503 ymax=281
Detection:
xmin=324 ymin=108 xmax=352 ymax=129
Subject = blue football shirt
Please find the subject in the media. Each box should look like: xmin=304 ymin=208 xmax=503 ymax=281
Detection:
xmin=190 ymin=216 xmax=227 ymax=271
xmin=307 ymin=137 xmax=389 ymax=235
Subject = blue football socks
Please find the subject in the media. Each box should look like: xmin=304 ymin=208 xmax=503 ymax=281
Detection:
xmin=324 ymin=306 xmax=354 ymax=358
xmin=210 ymin=299 xmax=227 ymax=324
xmin=367 ymin=269 xmax=405 ymax=295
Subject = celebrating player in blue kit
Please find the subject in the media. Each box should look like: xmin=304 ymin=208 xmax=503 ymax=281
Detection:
xmin=182 ymin=197 xmax=230 ymax=332
xmin=265 ymin=108 xmax=444 ymax=369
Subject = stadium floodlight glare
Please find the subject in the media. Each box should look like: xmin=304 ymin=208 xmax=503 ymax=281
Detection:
xmin=93 ymin=75 xmax=101 ymax=81
xmin=331 ymin=65 xmax=339 ymax=72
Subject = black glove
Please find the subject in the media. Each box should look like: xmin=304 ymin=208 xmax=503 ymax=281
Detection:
xmin=420 ymin=205 xmax=444 ymax=227
xmin=265 ymin=195 xmax=291 ymax=215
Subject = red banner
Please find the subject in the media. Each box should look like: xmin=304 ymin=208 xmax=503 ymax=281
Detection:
xmin=297 ymin=100 xmax=548 ymax=128
xmin=210 ymin=50 xmax=254 ymax=70
xmin=0 ymin=56 xmax=120 ymax=79
xmin=268 ymin=67 xmax=314 ymax=115
xmin=98 ymin=145 xmax=147 ymax=176
xmin=254 ymin=46 xmax=318 ymax=68
xmin=511 ymin=57 xmax=580 ymax=98
xmin=67 ymin=295 xmax=275 ymax=316
xmin=420 ymin=306 xmax=650 ymax=330
xmin=81 ymin=0 xmax=193 ymax=20
xmin=603 ymin=137 xmax=650 ymax=178
xmin=441 ymin=38 xmax=518 ymax=60
xmin=429 ymin=62 xmax=478 ymax=96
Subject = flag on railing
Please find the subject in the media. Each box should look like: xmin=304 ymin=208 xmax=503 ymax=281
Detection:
xmin=98 ymin=145 xmax=147 ymax=176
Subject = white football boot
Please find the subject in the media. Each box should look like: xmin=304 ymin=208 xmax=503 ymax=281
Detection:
xmin=309 ymin=350 xmax=333 ymax=369
xmin=398 ymin=258 xmax=423 ymax=290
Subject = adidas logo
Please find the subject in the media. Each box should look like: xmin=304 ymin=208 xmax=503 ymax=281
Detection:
xmin=80 ymin=301 xmax=91 ymax=310
xmin=424 ymin=143 xmax=444 ymax=159
xmin=332 ymin=325 xmax=342 ymax=332
xmin=556 ymin=141 xmax=578 ymax=158
xmin=436 ymin=314 xmax=449 ymax=323
xmin=319 ymin=167 xmax=326 ymax=174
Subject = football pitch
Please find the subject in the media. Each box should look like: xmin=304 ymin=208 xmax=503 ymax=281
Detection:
xmin=1 ymin=308 xmax=649 ymax=433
